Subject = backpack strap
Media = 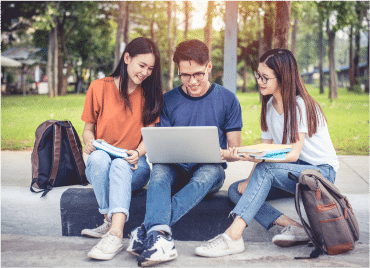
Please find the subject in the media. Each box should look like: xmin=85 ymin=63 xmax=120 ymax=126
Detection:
xmin=64 ymin=121 xmax=87 ymax=183
xmin=42 ymin=123 xmax=62 ymax=197
xmin=294 ymin=182 xmax=325 ymax=259
xmin=31 ymin=120 xmax=58 ymax=190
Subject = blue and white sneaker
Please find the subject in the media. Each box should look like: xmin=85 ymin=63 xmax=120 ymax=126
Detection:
xmin=137 ymin=231 xmax=178 ymax=267
xmin=127 ymin=225 xmax=147 ymax=256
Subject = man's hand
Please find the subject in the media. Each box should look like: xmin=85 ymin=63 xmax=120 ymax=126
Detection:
xmin=228 ymin=147 xmax=263 ymax=163
xmin=125 ymin=150 xmax=139 ymax=170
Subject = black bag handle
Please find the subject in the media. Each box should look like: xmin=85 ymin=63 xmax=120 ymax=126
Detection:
xmin=294 ymin=181 xmax=326 ymax=259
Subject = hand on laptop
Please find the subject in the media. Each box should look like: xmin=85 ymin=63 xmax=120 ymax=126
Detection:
xmin=125 ymin=150 xmax=139 ymax=170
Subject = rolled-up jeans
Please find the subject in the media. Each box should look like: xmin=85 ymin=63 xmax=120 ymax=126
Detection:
xmin=228 ymin=159 xmax=336 ymax=230
xmin=86 ymin=150 xmax=150 ymax=221
xmin=144 ymin=163 xmax=225 ymax=235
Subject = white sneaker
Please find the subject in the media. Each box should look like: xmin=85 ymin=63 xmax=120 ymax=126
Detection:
xmin=137 ymin=231 xmax=178 ymax=267
xmin=272 ymin=225 xmax=310 ymax=247
xmin=87 ymin=232 xmax=124 ymax=260
xmin=195 ymin=233 xmax=245 ymax=257
xmin=127 ymin=225 xmax=146 ymax=256
xmin=81 ymin=219 xmax=111 ymax=238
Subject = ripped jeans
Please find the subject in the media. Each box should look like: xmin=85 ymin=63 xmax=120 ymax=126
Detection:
xmin=86 ymin=150 xmax=150 ymax=221
xmin=228 ymin=159 xmax=336 ymax=230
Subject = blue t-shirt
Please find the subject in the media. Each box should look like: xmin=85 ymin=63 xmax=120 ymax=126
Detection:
xmin=158 ymin=83 xmax=243 ymax=170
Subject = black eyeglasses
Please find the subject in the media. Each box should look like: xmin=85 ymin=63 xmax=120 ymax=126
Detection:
xmin=178 ymin=66 xmax=208 ymax=82
xmin=254 ymin=71 xmax=277 ymax=84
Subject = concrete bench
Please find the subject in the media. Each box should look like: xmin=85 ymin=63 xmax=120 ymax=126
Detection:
xmin=61 ymin=188 xmax=234 ymax=241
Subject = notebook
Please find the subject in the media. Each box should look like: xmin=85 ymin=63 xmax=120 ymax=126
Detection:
xmin=238 ymin=144 xmax=292 ymax=161
xmin=141 ymin=126 xmax=226 ymax=163
xmin=92 ymin=140 xmax=128 ymax=158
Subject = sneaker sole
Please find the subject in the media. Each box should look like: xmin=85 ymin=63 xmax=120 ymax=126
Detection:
xmin=138 ymin=253 xmax=178 ymax=267
xmin=273 ymin=239 xmax=310 ymax=247
xmin=87 ymin=246 xmax=123 ymax=260
xmin=81 ymin=232 xmax=104 ymax=238
xmin=195 ymin=247 xmax=245 ymax=258
xmin=126 ymin=249 xmax=141 ymax=257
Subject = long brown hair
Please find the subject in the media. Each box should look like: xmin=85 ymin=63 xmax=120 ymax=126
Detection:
xmin=260 ymin=49 xmax=326 ymax=144
xmin=111 ymin=37 xmax=164 ymax=126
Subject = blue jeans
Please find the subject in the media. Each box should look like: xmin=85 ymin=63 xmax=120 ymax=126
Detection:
xmin=86 ymin=150 xmax=150 ymax=221
xmin=144 ymin=163 xmax=225 ymax=235
xmin=228 ymin=160 xmax=336 ymax=230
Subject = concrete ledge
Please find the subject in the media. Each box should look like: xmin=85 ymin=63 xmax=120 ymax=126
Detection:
xmin=2 ymin=186 xmax=368 ymax=244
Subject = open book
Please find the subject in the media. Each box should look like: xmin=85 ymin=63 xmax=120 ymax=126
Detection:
xmin=237 ymin=144 xmax=292 ymax=160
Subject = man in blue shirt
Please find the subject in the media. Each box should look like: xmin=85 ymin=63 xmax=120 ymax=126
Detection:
xmin=128 ymin=39 xmax=243 ymax=266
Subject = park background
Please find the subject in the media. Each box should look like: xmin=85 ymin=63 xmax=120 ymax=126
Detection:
xmin=1 ymin=1 xmax=369 ymax=155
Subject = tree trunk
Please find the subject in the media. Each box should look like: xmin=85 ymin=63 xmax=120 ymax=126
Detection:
xmin=166 ymin=1 xmax=174 ymax=92
xmin=318 ymin=16 xmax=324 ymax=94
xmin=354 ymin=19 xmax=361 ymax=86
xmin=349 ymin=25 xmax=355 ymax=90
xmin=291 ymin=18 xmax=298 ymax=56
xmin=327 ymin=22 xmax=338 ymax=100
xmin=53 ymin=24 xmax=58 ymax=97
xmin=123 ymin=2 xmax=130 ymax=46
xmin=204 ymin=1 xmax=214 ymax=81
xmin=184 ymin=1 xmax=190 ymax=40
xmin=150 ymin=15 xmax=156 ymax=42
xmin=273 ymin=1 xmax=291 ymax=49
xmin=262 ymin=1 xmax=275 ymax=54
xmin=365 ymin=28 xmax=370 ymax=93
xmin=242 ymin=67 xmax=247 ymax=93
xmin=48 ymin=28 xmax=54 ymax=98
xmin=114 ymin=1 xmax=125 ymax=69
xmin=366 ymin=15 xmax=370 ymax=93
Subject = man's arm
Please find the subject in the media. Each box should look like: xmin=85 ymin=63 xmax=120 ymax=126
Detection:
xmin=220 ymin=130 xmax=241 ymax=162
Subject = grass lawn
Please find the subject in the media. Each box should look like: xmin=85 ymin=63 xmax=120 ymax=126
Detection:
xmin=1 ymin=85 xmax=369 ymax=155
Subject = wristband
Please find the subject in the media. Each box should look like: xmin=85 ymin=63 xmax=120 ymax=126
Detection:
xmin=134 ymin=149 xmax=140 ymax=157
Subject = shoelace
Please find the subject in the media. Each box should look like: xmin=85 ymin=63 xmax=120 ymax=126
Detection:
xmin=281 ymin=225 xmax=295 ymax=235
xmin=95 ymin=220 xmax=111 ymax=231
xmin=95 ymin=233 xmax=118 ymax=251
xmin=137 ymin=225 xmax=146 ymax=241
xmin=203 ymin=235 xmax=225 ymax=249
xmin=142 ymin=231 xmax=161 ymax=250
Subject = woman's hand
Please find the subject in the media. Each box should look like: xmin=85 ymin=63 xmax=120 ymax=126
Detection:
xmin=237 ymin=179 xmax=250 ymax=194
xmin=125 ymin=150 xmax=139 ymax=170
xmin=83 ymin=139 xmax=96 ymax=155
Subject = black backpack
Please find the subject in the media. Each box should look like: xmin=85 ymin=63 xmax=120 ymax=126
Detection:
xmin=31 ymin=120 xmax=88 ymax=197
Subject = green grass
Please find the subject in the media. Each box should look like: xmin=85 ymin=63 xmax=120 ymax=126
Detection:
xmin=1 ymin=85 xmax=369 ymax=155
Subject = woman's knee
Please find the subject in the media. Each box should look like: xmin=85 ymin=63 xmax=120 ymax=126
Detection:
xmin=87 ymin=150 xmax=111 ymax=167
xmin=228 ymin=180 xmax=242 ymax=204
xmin=110 ymin=158 xmax=132 ymax=173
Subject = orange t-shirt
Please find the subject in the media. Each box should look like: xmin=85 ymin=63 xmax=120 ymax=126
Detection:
xmin=81 ymin=77 xmax=159 ymax=150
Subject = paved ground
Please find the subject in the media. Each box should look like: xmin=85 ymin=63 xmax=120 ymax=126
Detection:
xmin=1 ymin=151 xmax=369 ymax=267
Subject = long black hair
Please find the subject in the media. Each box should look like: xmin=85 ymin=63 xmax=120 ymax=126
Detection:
xmin=111 ymin=37 xmax=164 ymax=126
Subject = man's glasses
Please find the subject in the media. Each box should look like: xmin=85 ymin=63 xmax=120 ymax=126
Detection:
xmin=178 ymin=65 xmax=208 ymax=83
xmin=254 ymin=71 xmax=277 ymax=84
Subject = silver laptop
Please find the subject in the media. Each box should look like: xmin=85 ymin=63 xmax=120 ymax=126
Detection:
xmin=141 ymin=126 xmax=225 ymax=163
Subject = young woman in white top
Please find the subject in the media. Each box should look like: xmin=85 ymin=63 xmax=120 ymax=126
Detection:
xmin=195 ymin=48 xmax=339 ymax=257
